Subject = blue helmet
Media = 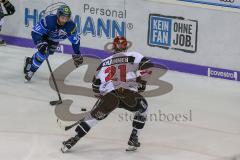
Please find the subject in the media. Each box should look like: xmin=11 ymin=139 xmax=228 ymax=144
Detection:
xmin=57 ymin=5 xmax=71 ymax=18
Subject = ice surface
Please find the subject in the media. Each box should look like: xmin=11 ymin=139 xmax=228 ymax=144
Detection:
xmin=0 ymin=45 xmax=240 ymax=160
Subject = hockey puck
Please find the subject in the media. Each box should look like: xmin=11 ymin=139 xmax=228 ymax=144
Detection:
xmin=81 ymin=108 xmax=87 ymax=111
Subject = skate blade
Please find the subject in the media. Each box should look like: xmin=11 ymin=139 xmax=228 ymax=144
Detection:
xmin=24 ymin=76 xmax=32 ymax=83
xmin=126 ymin=146 xmax=137 ymax=152
xmin=61 ymin=146 xmax=69 ymax=153
xmin=24 ymin=79 xmax=31 ymax=83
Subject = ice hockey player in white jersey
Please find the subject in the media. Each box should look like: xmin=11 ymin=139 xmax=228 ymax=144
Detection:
xmin=61 ymin=36 xmax=154 ymax=152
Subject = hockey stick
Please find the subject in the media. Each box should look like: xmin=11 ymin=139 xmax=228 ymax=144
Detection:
xmin=57 ymin=99 xmax=101 ymax=131
xmin=57 ymin=118 xmax=84 ymax=131
xmin=57 ymin=110 xmax=89 ymax=131
xmin=46 ymin=58 xmax=62 ymax=105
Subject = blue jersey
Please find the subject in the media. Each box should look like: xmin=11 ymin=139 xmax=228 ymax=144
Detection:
xmin=32 ymin=14 xmax=80 ymax=54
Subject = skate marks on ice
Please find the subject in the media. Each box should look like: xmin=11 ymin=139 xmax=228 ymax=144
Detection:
xmin=49 ymin=56 xmax=173 ymax=121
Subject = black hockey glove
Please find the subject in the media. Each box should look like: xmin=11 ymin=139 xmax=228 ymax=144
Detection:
xmin=137 ymin=78 xmax=147 ymax=93
xmin=36 ymin=41 xmax=48 ymax=54
xmin=72 ymin=54 xmax=83 ymax=67
xmin=2 ymin=0 xmax=15 ymax=15
xmin=92 ymin=76 xmax=101 ymax=93
xmin=47 ymin=41 xmax=59 ymax=55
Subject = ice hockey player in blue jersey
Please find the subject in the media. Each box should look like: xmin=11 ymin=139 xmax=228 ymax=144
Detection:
xmin=23 ymin=5 xmax=83 ymax=81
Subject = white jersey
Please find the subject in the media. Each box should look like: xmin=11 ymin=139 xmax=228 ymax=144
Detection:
xmin=95 ymin=51 xmax=146 ymax=94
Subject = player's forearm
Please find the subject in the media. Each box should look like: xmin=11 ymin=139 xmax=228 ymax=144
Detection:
xmin=68 ymin=26 xmax=80 ymax=55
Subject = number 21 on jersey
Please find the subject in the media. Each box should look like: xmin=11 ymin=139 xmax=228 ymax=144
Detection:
xmin=105 ymin=64 xmax=126 ymax=82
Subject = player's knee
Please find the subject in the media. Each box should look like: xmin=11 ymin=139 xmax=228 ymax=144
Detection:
xmin=35 ymin=51 xmax=47 ymax=62
xmin=90 ymin=110 xmax=109 ymax=121
xmin=75 ymin=121 xmax=91 ymax=137
xmin=138 ymin=98 xmax=148 ymax=113
xmin=75 ymin=115 xmax=99 ymax=137
xmin=31 ymin=52 xmax=47 ymax=70
xmin=132 ymin=111 xmax=147 ymax=130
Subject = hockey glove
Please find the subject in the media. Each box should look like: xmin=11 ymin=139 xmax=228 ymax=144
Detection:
xmin=36 ymin=41 xmax=48 ymax=54
xmin=137 ymin=78 xmax=147 ymax=93
xmin=2 ymin=0 xmax=15 ymax=15
xmin=48 ymin=41 xmax=59 ymax=55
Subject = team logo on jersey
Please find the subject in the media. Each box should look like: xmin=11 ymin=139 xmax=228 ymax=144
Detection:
xmin=58 ymin=29 xmax=67 ymax=37
xmin=148 ymin=14 xmax=198 ymax=53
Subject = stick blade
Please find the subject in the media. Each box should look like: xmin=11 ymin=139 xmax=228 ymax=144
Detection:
xmin=65 ymin=125 xmax=74 ymax=131
xmin=50 ymin=100 xmax=62 ymax=106
xmin=57 ymin=118 xmax=72 ymax=131
xmin=126 ymin=146 xmax=138 ymax=152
